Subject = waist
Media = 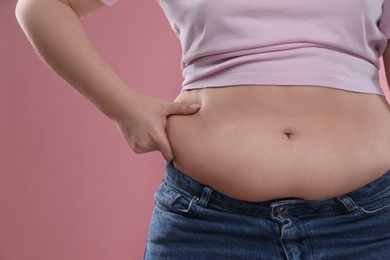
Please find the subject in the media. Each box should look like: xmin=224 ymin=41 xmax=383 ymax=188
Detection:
xmin=162 ymin=159 xmax=390 ymax=216
xmin=165 ymin=84 xmax=390 ymax=201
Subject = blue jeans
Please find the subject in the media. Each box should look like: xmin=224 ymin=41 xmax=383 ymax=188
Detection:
xmin=144 ymin=160 xmax=390 ymax=259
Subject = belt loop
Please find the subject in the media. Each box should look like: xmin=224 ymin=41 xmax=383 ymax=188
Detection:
xmin=337 ymin=195 xmax=358 ymax=212
xmin=197 ymin=186 xmax=214 ymax=207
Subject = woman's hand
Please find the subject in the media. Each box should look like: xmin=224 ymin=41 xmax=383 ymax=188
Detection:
xmin=115 ymin=94 xmax=201 ymax=161
xmin=15 ymin=0 xmax=200 ymax=161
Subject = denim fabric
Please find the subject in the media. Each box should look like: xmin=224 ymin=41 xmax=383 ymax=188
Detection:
xmin=144 ymin=160 xmax=390 ymax=260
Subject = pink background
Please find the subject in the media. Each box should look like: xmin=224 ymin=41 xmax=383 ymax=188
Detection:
xmin=1 ymin=1 xmax=390 ymax=259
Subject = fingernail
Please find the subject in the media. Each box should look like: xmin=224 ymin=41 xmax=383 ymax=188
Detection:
xmin=190 ymin=103 xmax=202 ymax=109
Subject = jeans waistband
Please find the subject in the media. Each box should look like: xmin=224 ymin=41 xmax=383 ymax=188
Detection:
xmin=164 ymin=160 xmax=390 ymax=218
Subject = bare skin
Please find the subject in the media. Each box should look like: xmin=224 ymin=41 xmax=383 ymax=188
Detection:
xmin=16 ymin=0 xmax=390 ymax=202
xmin=15 ymin=0 xmax=201 ymax=161
xmin=166 ymin=85 xmax=390 ymax=201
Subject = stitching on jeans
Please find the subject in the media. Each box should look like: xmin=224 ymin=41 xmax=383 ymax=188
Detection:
xmin=301 ymin=222 xmax=318 ymax=260
xmin=299 ymin=212 xmax=338 ymax=218
xmin=357 ymin=203 xmax=390 ymax=215
xmin=357 ymin=188 xmax=390 ymax=205
xmin=163 ymin=181 xmax=195 ymax=201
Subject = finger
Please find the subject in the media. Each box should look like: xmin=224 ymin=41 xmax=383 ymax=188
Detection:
xmin=165 ymin=102 xmax=201 ymax=116
xmin=155 ymin=132 xmax=174 ymax=161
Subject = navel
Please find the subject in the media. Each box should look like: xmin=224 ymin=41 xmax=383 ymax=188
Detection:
xmin=283 ymin=131 xmax=293 ymax=139
xmin=281 ymin=127 xmax=295 ymax=139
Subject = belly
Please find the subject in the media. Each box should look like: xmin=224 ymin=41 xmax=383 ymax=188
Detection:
xmin=165 ymin=85 xmax=390 ymax=201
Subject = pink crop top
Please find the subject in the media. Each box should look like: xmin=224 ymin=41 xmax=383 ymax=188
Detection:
xmin=101 ymin=0 xmax=390 ymax=96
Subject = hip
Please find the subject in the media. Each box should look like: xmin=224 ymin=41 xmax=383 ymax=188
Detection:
xmin=145 ymin=159 xmax=390 ymax=259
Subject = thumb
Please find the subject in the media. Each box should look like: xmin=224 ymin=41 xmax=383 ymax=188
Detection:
xmin=165 ymin=102 xmax=202 ymax=115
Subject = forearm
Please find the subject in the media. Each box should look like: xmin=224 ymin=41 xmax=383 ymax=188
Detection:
xmin=15 ymin=0 xmax=138 ymax=122
xmin=383 ymin=41 xmax=390 ymax=92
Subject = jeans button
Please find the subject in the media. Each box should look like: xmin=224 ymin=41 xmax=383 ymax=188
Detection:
xmin=279 ymin=206 xmax=288 ymax=214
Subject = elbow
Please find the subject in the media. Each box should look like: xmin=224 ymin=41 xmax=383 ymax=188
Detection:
xmin=15 ymin=0 xmax=43 ymax=34
xmin=15 ymin=0 xmax=84 ymax=25
xmin=15 ymin=0 xmax=30 ymax=25
xmin=15 ymin=0 xmax=59 ymax=28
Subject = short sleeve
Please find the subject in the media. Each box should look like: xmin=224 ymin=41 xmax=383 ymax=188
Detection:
xmin=99 ymin=0 xmax=118 ymax=7
xmin=379 ymin=0 xmax=390 ymax=38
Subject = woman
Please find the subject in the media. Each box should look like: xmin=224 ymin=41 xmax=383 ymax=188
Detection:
xmin=16 ymin=0 xmax=390 ymax=258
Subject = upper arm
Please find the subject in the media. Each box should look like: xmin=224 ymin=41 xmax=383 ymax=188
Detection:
xmin=16 ymin=0 xmax=110 ymax=20
xmin=59 ymin=0 xmax=107 ymax=19
xmin=383 ymin=40 xmax=390 ymax=86
xmin=379 ymin=0 xmax=390 ymax=85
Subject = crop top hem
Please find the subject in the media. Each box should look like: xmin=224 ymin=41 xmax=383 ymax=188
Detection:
xmin=182 ymin=72 xmax=385 ymax=96
xmin=158 ymin=0 xmax=390 ymax=95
